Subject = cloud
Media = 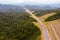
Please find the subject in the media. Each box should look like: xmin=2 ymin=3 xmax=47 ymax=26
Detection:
xmin=24 ymin=0 xmax=60 ymax=4
xmin=0 ymin=0 xmax=60 ymax=4
xmin=0 ymin=0 xmax=24 ymax=4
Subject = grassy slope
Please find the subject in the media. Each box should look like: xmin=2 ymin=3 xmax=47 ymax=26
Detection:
xmin=45 ymin=13 xmax=60 ymax=22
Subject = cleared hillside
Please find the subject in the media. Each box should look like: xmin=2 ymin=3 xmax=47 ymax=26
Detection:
xmin=33 ymin=13 xmax=60 ymax=40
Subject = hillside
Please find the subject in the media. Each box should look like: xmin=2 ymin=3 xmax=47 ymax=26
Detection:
xmin=0 ymin=4 xmax=60 ymax=40
xmin=0 ymin=4 xmax=24 ymax=12
xmin=33 ymin=12 xmax=60 ymax=40
xmin=40 ymin=13 xmax=60 ymax=40
xmin=0 ymin=11 xmax=41 ymax=40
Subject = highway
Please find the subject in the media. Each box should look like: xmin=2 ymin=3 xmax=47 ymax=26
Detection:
xmin=24 ymin=8 xmax=49 ymax=40
xmin=40 ymin=14 xmax=60 ymax=40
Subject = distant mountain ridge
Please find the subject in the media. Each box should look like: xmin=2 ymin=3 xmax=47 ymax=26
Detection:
xmin=0 ymin=4 xmax=60 ymax=12
xmin=24 ymin=4 xmax=60 ymax=10
xmin=0 ymin=4 xmax=24 ymax=12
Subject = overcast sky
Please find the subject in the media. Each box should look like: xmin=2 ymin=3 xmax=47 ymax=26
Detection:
xmin=0 ymin=0 xmax=60 ymax=5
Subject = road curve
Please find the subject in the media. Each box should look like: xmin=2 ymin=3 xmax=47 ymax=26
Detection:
xmin=24 ymin=8 xmax=49 ymax=40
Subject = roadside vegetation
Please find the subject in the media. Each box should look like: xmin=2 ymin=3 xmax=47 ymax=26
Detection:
xmin=45 ymin=13 xmax=60 ymax=22
xmin=44 ymin=10 xmax=60 ymax=22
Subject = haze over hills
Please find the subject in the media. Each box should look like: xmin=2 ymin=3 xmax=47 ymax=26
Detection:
xmin=23 ymin=4 xmax=60 ymax=10
xmin=0 ymin=4 xmax=60 ymax=12
xmin=0 ymin=4 xmax=24 ymax=12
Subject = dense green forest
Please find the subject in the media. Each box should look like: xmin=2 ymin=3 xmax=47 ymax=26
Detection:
xmin=45 ymin=12 xmax=60 ymax=22
xmin=35 ymin=9 xmax=60 ymax=22
xmin=43 ymin=9 xmax=60 ymax=22
xmin=34 ymin=9 xmax=60 ymax=16
xmin=0 ymin=12 xmax=41 ymax=40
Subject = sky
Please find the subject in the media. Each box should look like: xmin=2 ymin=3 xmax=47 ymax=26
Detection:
xmin=0 ymin=0 xmax=60 ymax=5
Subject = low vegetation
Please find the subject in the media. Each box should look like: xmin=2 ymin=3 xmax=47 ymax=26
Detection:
xmin=45 ymin=13 xmax=60 ymax=22
xmin=44 ymin=10 xmax=60 ymax=22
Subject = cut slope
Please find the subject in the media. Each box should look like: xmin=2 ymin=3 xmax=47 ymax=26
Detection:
xmin=33 ymin=13 xmax=60 ymax=40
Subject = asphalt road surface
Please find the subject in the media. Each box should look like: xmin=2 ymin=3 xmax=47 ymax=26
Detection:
xmin=40 ymin=14 xmax=60 ymax=40
xmin=24 ymin=8 xmax=49 ymax=40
